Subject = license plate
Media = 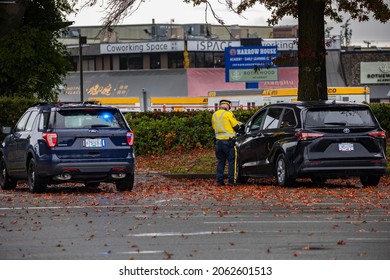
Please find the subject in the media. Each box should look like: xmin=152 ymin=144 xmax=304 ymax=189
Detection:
xmin=339 ymin=143 xmax=354 ymax=152
xmin=84 ymin=138 xmax=105 ymax=148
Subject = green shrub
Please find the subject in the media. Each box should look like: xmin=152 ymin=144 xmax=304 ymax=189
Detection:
xmin=369 ymin=103 xmax=390 ymax=133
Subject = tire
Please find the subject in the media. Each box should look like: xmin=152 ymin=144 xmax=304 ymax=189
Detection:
xmin=360 ymin=175 xmax=381 ymax=187
xmin=85 ymin=182 xmax=100 ymax=189
xmin=275 ymin=154 xmax=294 ymax=187
xmin=116 ymin=174 xmax=134 ymax=191
xmin=27 ymin=158 xmax=47 ymax=193
xmin=311 ymin=177 xmax=327 ymax=185
xmin=235 ymin=159 xmax=248 ymax=184
xmin=0 ymin=156 xmax=17 ymax=190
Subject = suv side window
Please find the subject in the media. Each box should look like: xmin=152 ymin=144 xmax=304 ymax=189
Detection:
xmin=262 ymin=108 xmax=283 ymax=130
xmin=280 ymin=108 xmax=297 ymax=128
xmin=248 ymin=110 xmax=266 ymax=132
xmin=38 ymin=112 xmax=51 ymax=131
xmin=25 ymin=111 xmax=38 ymax=131
xmin=15 ymin=111 xmax=32 ymax=132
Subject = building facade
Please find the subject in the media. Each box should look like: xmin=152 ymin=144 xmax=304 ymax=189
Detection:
xmin=59 ymin=23 xmax=390 ymax=108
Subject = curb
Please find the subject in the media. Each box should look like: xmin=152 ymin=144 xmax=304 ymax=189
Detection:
xmin=162 ymin=173 xmax=216 ymax=179
xmin=161 ymin=168 xmax=390 ymax=179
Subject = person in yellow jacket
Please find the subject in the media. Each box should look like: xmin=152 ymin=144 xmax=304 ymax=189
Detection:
xmin=211 ymin=99 xmax=242 ymax=186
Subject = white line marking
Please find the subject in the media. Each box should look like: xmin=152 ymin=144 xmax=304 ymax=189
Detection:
xmin=128 ymin=231 xmax=235 ymax=237
xmin=115 ymin=250 xmax=164 ymax=255
xmin=205 ymin=220 xmax=390 ymax=224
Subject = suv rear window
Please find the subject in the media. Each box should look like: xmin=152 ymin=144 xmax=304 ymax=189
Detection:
xmin=54 ymin=109 xmax=126 ymax=129
xmin=305 ymin=108 xmax=377 ymax=127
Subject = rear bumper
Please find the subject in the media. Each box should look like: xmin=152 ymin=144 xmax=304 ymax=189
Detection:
xmin=35 ymin=155 xmax=135 ymax=182
xmin=297 ymin=159 xmax=387 ymax=178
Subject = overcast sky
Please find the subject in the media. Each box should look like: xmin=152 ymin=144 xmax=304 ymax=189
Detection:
xmin=68 ymin=0 xmax=390 ymax=47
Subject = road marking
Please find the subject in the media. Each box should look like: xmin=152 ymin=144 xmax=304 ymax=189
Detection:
xmin=115 ymin=250 xmax=164 ymax=255
xmin=205 ymin=220 xmax=390 ymax=224
xmin=347 ymin=238 xmax=390 ymax=241
xmin=128 ymin=231 xmax=235 ymax=237
xmin=0 ymin=205 xmax=137 ymax=211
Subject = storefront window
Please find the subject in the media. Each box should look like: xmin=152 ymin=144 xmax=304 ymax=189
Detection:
xmin=194 ymin=52 xmax=205 ymax=68
xmin=213 ymin=52 xmax=225 ymax=68
xmin=168 ymin=52 xmax=184 ymax=68
xmin=150 ymin=53 xmax=161 ymax=69
xmin=119 ymin=54 xmax=143 ymax=70
xmin=204 ymin=52 xmax=213 ymax=67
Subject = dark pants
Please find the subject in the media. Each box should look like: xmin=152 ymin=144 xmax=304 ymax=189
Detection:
xmin=215 ymin=139 xmax=235 ymax=185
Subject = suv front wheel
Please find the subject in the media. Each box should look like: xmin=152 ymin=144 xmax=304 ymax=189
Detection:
xmin=28 ymin=158 xmax=47 ymax=193
xmin=275 ymin=154 xmax=294 ymax=187
xmin=0 ymin=156 xmax=17 ymax=190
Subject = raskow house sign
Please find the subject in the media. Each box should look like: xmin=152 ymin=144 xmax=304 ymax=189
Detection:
xmin=224 ymin=46 xmax=278 ymax=83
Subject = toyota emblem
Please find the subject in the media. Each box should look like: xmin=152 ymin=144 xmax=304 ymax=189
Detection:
xmin=343 ymin=128 xmax=350 ymax=134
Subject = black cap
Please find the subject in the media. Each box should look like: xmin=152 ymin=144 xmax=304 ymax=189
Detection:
xmin=219 ymin=99 xmax=231 ymax=106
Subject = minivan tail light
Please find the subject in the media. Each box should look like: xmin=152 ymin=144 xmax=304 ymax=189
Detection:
xmin=295 ymin=132 xmax=324 ymax=141
xmin=126 ymin=132 xmax=134 ymax=146
xmin=43 ymin=132 xmax=58 ymax=147
xmin=368 ymin=131 xmax=386 ymax=139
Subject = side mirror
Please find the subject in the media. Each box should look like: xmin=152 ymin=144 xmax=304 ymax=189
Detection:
xmin=1 ymin=126 xmax=12 ymax=134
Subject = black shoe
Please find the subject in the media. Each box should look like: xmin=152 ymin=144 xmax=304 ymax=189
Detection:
xmin=217 ymin=182 xmax=225 ymax=186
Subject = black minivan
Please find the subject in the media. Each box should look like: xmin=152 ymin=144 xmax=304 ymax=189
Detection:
xmin=0 ymin=102 xmax=135 ymax=193
xmin=235 ymin=101 xmax=387 ymax=186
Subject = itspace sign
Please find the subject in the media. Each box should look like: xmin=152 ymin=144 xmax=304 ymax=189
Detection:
xmin=360 ymin=62 xmax=390 ymax=84
xmin=100 ymin=41 xmax=185 ymax=54
xmin=187 ymin=40 xmax=240 ymax=51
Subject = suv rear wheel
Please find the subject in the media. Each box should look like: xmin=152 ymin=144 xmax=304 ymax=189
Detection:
xmin=360 ymin=175 xmax=381 ymax=187
xmin=116 ymin=175 xmax=134 ymax=191
xmin=28 ymin=158 xmax=47 ymax=193
xmin=0 ymin=156 xmax=17 ymax=190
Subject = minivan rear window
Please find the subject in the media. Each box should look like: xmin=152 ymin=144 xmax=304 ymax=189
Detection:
xmin=54 ymin=109 xmax=126 ymax=129
xmin=305 ymin=108 xmax=377 ymax=127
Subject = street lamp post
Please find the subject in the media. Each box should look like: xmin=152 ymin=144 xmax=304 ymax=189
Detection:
xmin=78 ymin=33 xmax=87 ymax=102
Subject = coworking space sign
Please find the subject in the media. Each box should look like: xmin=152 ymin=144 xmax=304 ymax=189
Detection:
xmin=224 ymin=46 xmax=278 ymax=83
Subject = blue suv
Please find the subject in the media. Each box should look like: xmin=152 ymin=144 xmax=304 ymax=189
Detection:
xmin=0 ymin=102 xmax=135 ymax=193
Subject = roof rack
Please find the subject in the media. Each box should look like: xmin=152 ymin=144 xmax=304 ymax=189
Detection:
xmin=33 ymin=101 xmax=102 ymax=107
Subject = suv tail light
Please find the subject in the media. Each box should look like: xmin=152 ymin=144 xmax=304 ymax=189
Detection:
xmin=368 ymin=131 xmax=386 ymax=139
xmin=295 ymin=131 xmax=324 ymax=141
xmin=126 ymin=132 xmax=134 ymax=146
xmin=43 ymin=132 xmax=58 ymax=147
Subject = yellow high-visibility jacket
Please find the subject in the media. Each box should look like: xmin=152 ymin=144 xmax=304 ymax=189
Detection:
xmin=211 ymin=109 xmax=240 ymax=140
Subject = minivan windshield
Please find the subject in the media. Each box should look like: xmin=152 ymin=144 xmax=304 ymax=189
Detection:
xmin=305 ymin=108 xmax=377 ymax=127
xmin=54 ymin=109 xmax=127 ymax=129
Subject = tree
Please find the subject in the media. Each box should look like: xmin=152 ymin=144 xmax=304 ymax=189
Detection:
xmin=0 ymin=0 xmax=73 ymax=100
xmin=340 ymin=18 xmax=353 ymax=47
xmin=70 ymin=0 xmax=390 ymax=101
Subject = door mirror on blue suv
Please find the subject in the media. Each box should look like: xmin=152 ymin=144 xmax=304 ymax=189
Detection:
xmin=1 ymin=126 xmax=12 ymax=134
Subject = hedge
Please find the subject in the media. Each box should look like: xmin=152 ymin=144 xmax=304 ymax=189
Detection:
xmin=1 ymin=98 xmax=389 ymax=156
